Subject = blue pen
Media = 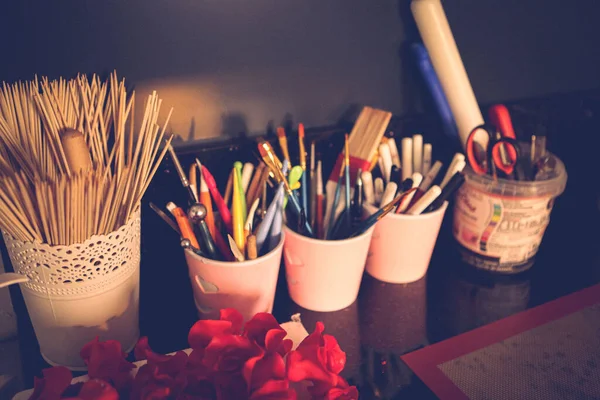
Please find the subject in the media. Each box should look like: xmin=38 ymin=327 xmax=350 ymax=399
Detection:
xmin=269 ymin=187 xmax=284 ymax=251
xmin=255 ymin=182 xmax=285 ymax=253
xmin=411 ymin=43 xmax=460 ymax=144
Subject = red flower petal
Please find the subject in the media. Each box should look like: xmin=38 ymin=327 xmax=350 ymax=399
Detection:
xmin=220 ymin=308 xmax=244 ymax=334
xmin=243 ymin=352 xmax=286 ymax=392
xmin=29 ymin=366 xmax=73 ymax=400
xmin=322 ymin=335 xmax=346 ymax=375
xmin=134 ymin=336 xmax=188 ymax=379
xmin=322 ymin=385 xmax=359 ymax=400
xmin=244 ymin=313 xmax=283 ymax=347
xmin=286 ymin=349 xmax=339 ymax=387
xmin=80 ymin=337 xmax=134 ymax=391
xmin=264 ymin=329 xmax=293 ymax=356
xmin=296 ymin=322 xmax=325 ymax=349
xmin=250 ymin=379 xmax=297 ymax=400
xmin=134 ymin=336 xmax=151 ymax=361
xmin=76 ymin=379 xmax=119 ymax=400
xmin=188 ymin=320 xmax=235 ymax=350
xmin=286 ymin=322 xmax=347 ymax=389
xmin=203 ymin=334 xmax=263 ymax=373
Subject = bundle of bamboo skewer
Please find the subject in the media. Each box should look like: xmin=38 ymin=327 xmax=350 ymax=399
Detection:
xmin=0 ymin=72 xmax=173 ymax=245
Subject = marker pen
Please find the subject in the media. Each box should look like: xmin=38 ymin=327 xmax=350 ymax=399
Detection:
xmin=397 ymin=173 xmax=422 ymax=213
xmin=440 ymin=153 xmax=465 ymax=189
xmin=387 ymin=137 xmax=401 ymax=168
xmin=407 ymin=185 xmax=442 ymax=215
xmin=379 ymin=142 xmax=393 ymax=183
xmin=419 ymin=160 xmax=443 ymax=192
xmin=361 ymin=170 xmax=375 ymax=205
xmin=401 ymin=137 xmax=413 ymax=181
xmin=422 ymin=143 xmax=432 ymax=175
xmin=425 ymin=171 xmax=465 ymax=213
xmin=374 ymin=177 xmax=385 ymax=205
xmin=380 ymin=182 xmax=398 ymax=206
xmin=413 ymin=134 xmax=424 ymax=174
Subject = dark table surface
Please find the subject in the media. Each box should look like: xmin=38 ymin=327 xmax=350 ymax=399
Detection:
xmin=5 ymin=90 xmax=600 ymax=399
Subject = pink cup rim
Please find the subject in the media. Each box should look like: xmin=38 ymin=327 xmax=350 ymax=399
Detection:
xmin=184 ymin=231 xmax=285 ymax=268
xmin=283 ymin=225 xmax=374 ymax=246
xmin=363 ymin=201 xmax=448 ymax=221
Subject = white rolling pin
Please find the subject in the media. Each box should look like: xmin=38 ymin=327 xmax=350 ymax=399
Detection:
xmin=411 ymin=0 xmax=484 ymax=149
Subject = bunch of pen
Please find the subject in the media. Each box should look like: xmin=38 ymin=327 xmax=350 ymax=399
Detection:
xmin=362 ymin=134 xmax=466 ymax=217
xmin=152 ymin=143 xmax=293 ymax=262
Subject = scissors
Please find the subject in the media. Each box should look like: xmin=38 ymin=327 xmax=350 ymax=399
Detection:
xmin=466 ymin=123 xmax=520 ymax=180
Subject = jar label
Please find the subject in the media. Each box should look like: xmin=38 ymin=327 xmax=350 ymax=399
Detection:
xmin=453 ymin=183 xmax=554 ymax=269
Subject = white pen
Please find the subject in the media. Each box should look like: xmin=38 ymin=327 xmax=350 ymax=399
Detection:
xmin=374 ymin=177 xmax=384 ymax=206
xmin=380 ymin=182 xmax=398 ymax=206
xmin=397 ymin=172 xmax=423 ymax=213
xmin=412 ymin=134 xmax=423 ymax=174
xmin=387 ymin=138 xmax=401 ymax=168
xmin=407 ymin=185 xmax=442 ymax=215
xmin=401 ymin=137 xmax=413 ymax=181
xmin=440 ymin=153 xmax=465 ymax=189
xmin=361 ymin=170 xmax=375 ymax=205
xmin=422 ymin=143 xmax=432 ymax=175
xmin=419 ymin=160 xmax=443 ymax=192
xmin=378 ymin=142 xmax=393 ymax=183
xmin=241 ymin=162 xmax=255 ymax=193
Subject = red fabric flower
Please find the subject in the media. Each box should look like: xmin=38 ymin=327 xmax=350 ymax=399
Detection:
xmin=286 ymin=322 xmax=347 ymax=388
xmin=28 ymin=309 xmax=357 ymax=400
xmin=80 ymin=337 xmax=135 ymax=391
xmin=134 ymin=337 xmax=188 ymax=378
xmin=188 ymin=308 xmax=244 ymax=350
xmin=244 ymin=313 xmax=293 ymax=357
xmin=68 ymin=379 xmax=119 ymax=400
xmin=250 ymin=379 xmax=297 ymax=400
xmin=29 ymin=366 xmax=73 ymax=400
xmin=202 ymin=334 xmax=263 ymax=373
xmin=322 ymin=385 xmax=359 ymax=400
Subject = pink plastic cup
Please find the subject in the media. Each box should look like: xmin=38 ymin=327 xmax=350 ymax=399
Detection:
xmin=364 ymin=202 xmax=448 ymax=284
xmin=283 ymin=226 xmax=374 ymax=312
xmin=183 ymin=233 xmax=284 ymax=322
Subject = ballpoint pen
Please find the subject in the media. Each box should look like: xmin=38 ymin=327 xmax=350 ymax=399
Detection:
xmin=255 ymin=182 xmax=285 ymax=252
xmin=299 ymin=124 xmax=308 ymax=221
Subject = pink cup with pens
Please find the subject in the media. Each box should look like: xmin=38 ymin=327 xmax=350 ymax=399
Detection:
xmin=364 ymin=201 xmax=448 ymax=284
xmin=283 ymin=225 xmax=374 ymax=312
xmin=183 ymin=233 xmax=284 ymax=322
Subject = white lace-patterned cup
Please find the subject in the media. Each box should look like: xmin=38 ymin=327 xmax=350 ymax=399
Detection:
xmin=1 ymin=210 xmax=141 ymax=370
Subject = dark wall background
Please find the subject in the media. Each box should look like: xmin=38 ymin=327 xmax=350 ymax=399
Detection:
xmin=1 ymin=0 xmax=600 ymax=142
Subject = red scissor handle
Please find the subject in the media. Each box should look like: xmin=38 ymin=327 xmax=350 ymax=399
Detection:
xmin=489 ymin=104 xmax=518 ymax=161
xmin=466 ymin=125 xmax=490 ymax=175
xmin=490 ymin=138 xmax=519 ymax=177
